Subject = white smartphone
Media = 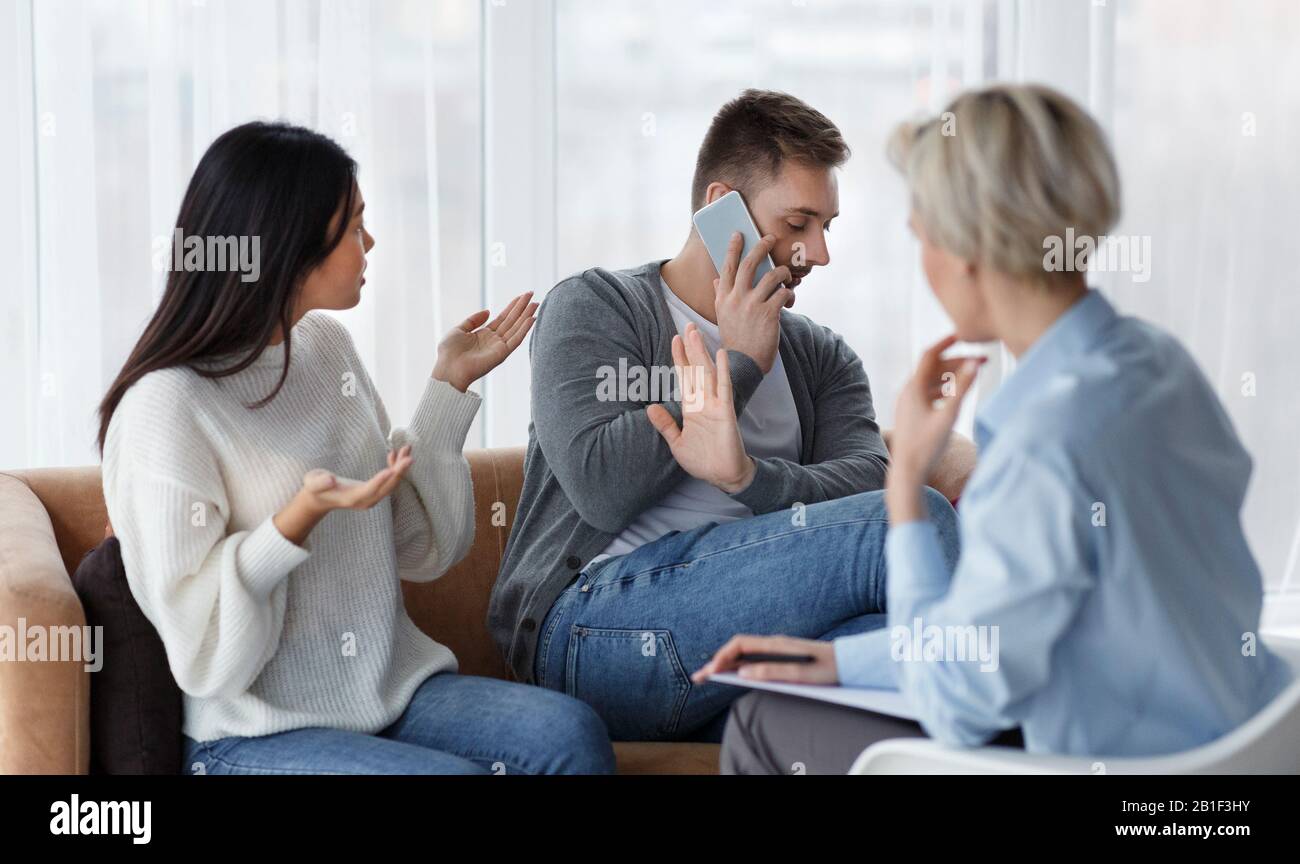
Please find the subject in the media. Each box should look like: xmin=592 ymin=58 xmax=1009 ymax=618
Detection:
xmin=692 ymin=190 xmax=776 ymax=289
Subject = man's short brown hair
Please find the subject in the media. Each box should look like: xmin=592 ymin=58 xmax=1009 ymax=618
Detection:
xmin=691 ymin=89 xmax=850 ymax=212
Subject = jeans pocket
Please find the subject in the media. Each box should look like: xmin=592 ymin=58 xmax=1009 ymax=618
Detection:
xmin=565 ymin=627 xmax=690 ymax=741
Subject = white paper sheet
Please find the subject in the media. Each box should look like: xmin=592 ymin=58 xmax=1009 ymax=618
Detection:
xmin=709 ymin=673 xmax=917 ymax=721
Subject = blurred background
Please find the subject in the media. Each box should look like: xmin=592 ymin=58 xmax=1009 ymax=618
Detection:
xmin=1 ymin=0 xmax=1298 ymax=608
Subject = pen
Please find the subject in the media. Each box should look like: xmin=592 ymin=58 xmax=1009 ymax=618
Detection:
xmin=735 ymin=652 xmax=816 ymax=665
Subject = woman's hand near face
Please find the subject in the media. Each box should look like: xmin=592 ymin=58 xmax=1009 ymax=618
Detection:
xmin=273 ymin=446 xmax=414 ymax=546
xmin=886 ymin=334 xmax=984 ymax=522
xmin=691 ymin=635 xmax=838 ymax=685
xmin=432 ymin=292 xmax=539 ymax=393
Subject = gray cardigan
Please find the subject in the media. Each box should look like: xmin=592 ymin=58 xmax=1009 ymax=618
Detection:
xmin=488 ymin=260 xmax=890 ymax=682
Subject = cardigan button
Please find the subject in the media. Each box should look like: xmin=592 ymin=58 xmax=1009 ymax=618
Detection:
xmin=521 ymin=618 xmax=537 ymax=632
xmin=565 ymin=555 xmax=582 ymax=570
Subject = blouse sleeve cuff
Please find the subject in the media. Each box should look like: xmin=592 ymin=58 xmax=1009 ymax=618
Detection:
xmin=834 ymin=628 xmax=901 ymax=689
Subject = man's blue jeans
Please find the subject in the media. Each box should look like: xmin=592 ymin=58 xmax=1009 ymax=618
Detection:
xmin=182 ymin=672 xmax=616 ymax=775
xmin=534 ymin=487 xmax=960 ymax=742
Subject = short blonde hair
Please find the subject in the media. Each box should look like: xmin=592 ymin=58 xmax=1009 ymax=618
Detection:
xmin=888 ymin=83 xmax=1121 ymax=286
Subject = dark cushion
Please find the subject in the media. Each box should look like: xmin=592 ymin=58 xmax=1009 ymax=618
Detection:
xmin=70 ymin=536 xmax=182 ymax=774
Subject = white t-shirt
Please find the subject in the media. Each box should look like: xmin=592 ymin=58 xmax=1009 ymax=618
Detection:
xmin=596 ymin=279 xmax=802 ymax=559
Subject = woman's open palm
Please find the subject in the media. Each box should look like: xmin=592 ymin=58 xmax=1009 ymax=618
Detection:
xmin=433 ymin=292 xmax=538 ymax=392
xmin=301 ymin=445 xmax=413 ymax=513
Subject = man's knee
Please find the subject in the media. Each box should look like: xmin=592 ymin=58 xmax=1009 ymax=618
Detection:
xmin=921 ymin=485 xmax=961 ymax=568
xmin=807 ymin=488 xmax=889 ymax=521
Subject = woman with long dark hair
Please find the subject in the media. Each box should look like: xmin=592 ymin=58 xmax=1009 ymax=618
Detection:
xmin=99 ymin=121 xmax=615 ymax=774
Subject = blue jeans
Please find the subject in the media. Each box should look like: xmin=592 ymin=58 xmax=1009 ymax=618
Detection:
xmin=182 ymin=672 xmax=616 ymax=775
xmin=534 ymin=488 xmax=960 ymax=742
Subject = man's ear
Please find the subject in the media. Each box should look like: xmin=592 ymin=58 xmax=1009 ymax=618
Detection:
xmin=704 ymin=182 xmax=734 ymax=206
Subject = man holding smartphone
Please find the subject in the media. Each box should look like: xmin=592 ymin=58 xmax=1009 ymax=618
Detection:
xmin=489 ymin=89 xmax=963 ymax=742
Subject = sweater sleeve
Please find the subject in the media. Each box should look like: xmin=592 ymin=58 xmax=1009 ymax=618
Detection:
xmin=375 ymin=377 xmax=482 ymax=582
xmin=103 ymin=388 xmax=309 ymax=700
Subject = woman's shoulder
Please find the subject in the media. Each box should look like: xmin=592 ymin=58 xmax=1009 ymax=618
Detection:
xmin=118 ymin=365 xmax=207 ymax=414
xmin=108 ymin=366 xmax=214 ymax=450
xmin=104 ymin=366 xmax=222 ymax=485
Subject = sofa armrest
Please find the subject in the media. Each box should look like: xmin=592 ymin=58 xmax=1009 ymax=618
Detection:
xmin=0 ymin=473 xmax=90 ymax=774
xmin=882 ymin=430 xmax=978 ymax=504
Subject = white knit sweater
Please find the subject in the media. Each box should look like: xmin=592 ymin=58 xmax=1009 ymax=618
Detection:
xmin=102 ymin=312 xmax=480 ymax=743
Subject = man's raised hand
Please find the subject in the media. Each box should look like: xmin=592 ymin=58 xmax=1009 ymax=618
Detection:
xmin=647 ymin=324 xmax=756 ymax=495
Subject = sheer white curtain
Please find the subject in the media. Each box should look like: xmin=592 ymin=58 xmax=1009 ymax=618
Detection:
xmin=0 ymin=1 xmax=39 ymax=469
xmin=1101 ymin=0 xmax=1300 ymax=607
xmin=1 ymin=0 xmax=482 ymax=470
xmin=999 ymin=0 xmax=1300 ymax=602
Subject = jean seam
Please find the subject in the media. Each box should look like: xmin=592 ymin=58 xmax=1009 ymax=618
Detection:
xmin=589 ymin=516 xmax=890 ymax=592
xmin=200 ymin=748 xmax=360 ymax=776
xmin=659 ymin=629 xmax=691 ymax=735
xmin=184 ymin=742 xmax=213 ymax=775
xmin=579 ymin=554 xmax=623 ymax=587
xmin=537 ymin=589 xmax=571 ymax=689
xmin=199 ymin=741 xmax=510 ymax=776
xmin=439 ymin=750 xmax=533 ymax=776
xmin=539 ymin=557 xmax=622 ymax=685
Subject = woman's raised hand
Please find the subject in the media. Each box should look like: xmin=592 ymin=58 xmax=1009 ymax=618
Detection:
xmin=888 ymin=335 xmax=984 ymax=482
xmin=432 ymin=292 xmax=539 ymax=392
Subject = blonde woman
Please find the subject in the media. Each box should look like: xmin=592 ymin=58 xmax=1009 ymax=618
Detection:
xmin=654 ymin=84 xmax=1292 ymax=773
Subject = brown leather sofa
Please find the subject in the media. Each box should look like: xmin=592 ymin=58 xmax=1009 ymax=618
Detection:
xmin=0 ymin=440 xmax=974 ymax=775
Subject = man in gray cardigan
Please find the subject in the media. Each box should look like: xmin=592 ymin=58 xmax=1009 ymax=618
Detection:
xmin=489 ymin=90 xmax=960 ymax=742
